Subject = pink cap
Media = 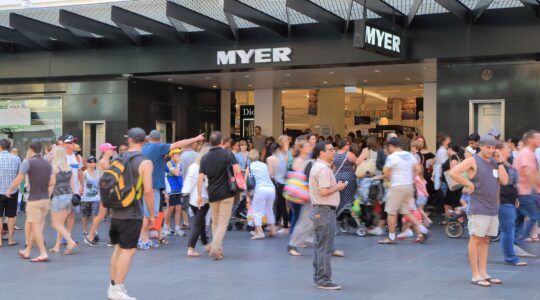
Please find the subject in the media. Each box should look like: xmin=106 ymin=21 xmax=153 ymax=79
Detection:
xmin=99 ymin=143 xmax=117 ymax=152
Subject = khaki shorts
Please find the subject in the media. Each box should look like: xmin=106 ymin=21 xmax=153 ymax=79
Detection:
xmin=385 ymin=185 xmax=415 ymax=215
xmin=26 ymin=199 xmax=50 ymax=223
xmin=468 ymin=214 xmax=499 ymax=237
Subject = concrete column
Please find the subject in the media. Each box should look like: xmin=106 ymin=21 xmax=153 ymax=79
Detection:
xmin=424 ymin=82 xmax=437 ymax=151
xmin=220 ymin=90 xmax=231 ymax=137
xmin=254 ymin=89 xmax=282 ymax=137
xmin=318 ymin=88 xmax=345 ymax=136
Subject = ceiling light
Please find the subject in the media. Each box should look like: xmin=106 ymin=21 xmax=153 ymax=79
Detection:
xmin=374 ymin=69 xmax=380 ymax=73
xmin=323 ymin=81 xmax=328 ymax=84
xmin=405 ymin=77 xmax=411 ymax=81
xmin=178 ymin=86 xmax=183 ymax=90
xmin=363 ymin=79 xmax=368 ymax=83
xmin=420 ymin=84 xmax=424 ymax=87
xmin=422 ymin=67 xmax=428 ymax=71
xmin=211 ymin=85 xmax=218 ymax=88
xmin=205 ymin=76 xmax=212 ymax=80
xmin=244 ymin=75 xmax=250 ymax=78
xmin=285 ymin=73 xmax=291 ymax=77
xmin=247 ymin=84 xmax=253 ymax=87
xmin=167 ymin=78 xmax=173 ymax=82
xmin=284 ymin=82 xmax=290 ymax=85
xmin=121 ymin=73 xmax=133 ymax=78
xmin=329 ymin=71 xmax=335 ymax=75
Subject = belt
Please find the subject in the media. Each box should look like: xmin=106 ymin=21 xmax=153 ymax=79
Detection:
xmin=313 ymin=205 xmax=336 ymax=211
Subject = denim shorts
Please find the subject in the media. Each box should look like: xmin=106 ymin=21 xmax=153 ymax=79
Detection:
xmin=416 ymin=195 xmax=428 ymax=206
xmin=51 ymin=194 xmax=73 ymax=212
xmin=143 ymin=189 xmax=161 ymax=218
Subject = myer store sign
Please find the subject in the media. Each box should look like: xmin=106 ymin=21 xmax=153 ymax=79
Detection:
xmin=353 ymin=20 xmax=402 ymax=57
xmin=217 ymin=47 xmax=292 ymax=65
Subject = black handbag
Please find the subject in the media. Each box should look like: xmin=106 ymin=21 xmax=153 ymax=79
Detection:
xmin=246 ymin=166 xmax=256 ymax=191
xmin=227 ymin=165 xmax=240 ymax=193
xmin=71 ymin=194 xmax=81 ymax=207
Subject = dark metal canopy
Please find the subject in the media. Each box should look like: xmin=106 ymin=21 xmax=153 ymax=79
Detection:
xmin=0 ymin=0 xmax=538 ymax=54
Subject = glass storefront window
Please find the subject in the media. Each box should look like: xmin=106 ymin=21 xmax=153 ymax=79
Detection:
xmin=0 ymin=95 xmax=62 ymax=158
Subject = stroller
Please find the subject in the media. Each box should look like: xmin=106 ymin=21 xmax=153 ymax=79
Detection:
xmin=228 ymin=195 xmax=249 ymax=231
xmin=338 ymin=178 xmax=383 ymax=236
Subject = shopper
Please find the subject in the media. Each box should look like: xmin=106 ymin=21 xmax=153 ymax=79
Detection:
xmin=245 ymin=149 xmax=277 ymax=239
xmin=309 ymin=141 xmax=346 ymax=290
xmin=467 ymin=133 xmax=481 ymax=154
xmin=139 ymin=130 xmax=205 ymax=249
xmin=49 ymin=147 xmax=78 ymax=254
xmin=252 ymin=126 xmax=267 ymax=160
xmin=62 ymin=134 xmax=83 ymax=244
xmin=378 ymin=138 xmax=430 ymax=244
xmin=513 ymin=130 xmax=540 ymax=242
xmin=198 ymin=131 xmax=241 ymax=260
xmin=0 ymin=139 xmax=21 ymax=247
xmin=84 ymin=143 xmax=116 ymax=246
xmin=334 ymin=139 xmax=358 ymax=232
xmin=287 ymin=136 xmax=314 ymax=256
xmin=164 ymin=149 xmax=185 ymax=237
xmin=235 ymin=140 xmax=250 ymax=173
xmin=183 ymin=144 xmax=211 ymax=257
xmin=434 ymin=134 xmax=451 ymax=216
xmin=267 ymin=141 xmax=289 ymax=234
xmin=449 ymin=135 xmax=509 ymax=287
xmin=497 ymin=142 xmax=527 ymax=266
xmin=81 ymin=156 xmax=100 ymax=239
xmin=107 ymin=128 xmax=155 ymax=300
xmin=396 ymin=129 xmax=411 ymax=151
xmin=6 ymin=142 xmax=52 ymax=262
xmin=442 ymin=142 xmax=463 ymax=218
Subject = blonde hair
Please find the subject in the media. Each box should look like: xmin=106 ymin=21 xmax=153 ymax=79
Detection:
xmin=248 ymin=149 xmax=259 ymax=162
xmin=277 ymin=135 xmax=289 ymax=147
xmin=195 ymin=144 xmax=211 ymax=164
xmin=52 ymin=147 xmax=71 ymax=172
xmin=410 ymin=140 xmax=420 ymax=150
xmin=239 ymin=140 xmax=247 ymax=147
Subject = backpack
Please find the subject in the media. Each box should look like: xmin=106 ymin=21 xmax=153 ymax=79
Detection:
xmin=99 ymin=153 xmax=143 ymax=209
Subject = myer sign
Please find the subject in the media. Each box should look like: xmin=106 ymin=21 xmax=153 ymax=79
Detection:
xmin=353 ymin=20 xmax=402 ymax=57
xmin=217 ymin=47 xmax=292 ymax=65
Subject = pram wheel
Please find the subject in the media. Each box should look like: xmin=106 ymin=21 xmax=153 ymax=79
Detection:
xmin=356 ymin=228 xmax=367 ymax=237
xmin=227 ymin=223 xmax=233 ymax=231
xmin=338 ymin=222 xmax=349 ymax=233
xmin=445 ymin=221 xmax=464 ymax=238
xmin=235 ymin=222 xmax=245 ymax=230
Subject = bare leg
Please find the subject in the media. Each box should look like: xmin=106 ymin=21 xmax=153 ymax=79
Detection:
xmin=164 ymin=206 xmax=173 ymax=230
xmin=66 ymin=211 xmax=75 ymax=236
xmin=82 ymin=216 xmax=89 ymax=234
xmin=387 ymin=213 xmax=397 ymax=235
xmin=140 ymin=218 xmax=150 ymax=243
xmin=31 ymin=221 xmax=48 ymax=259
xmin=22 ymin=222 xmax=34 ymax=257
xmin=175 ymin=206 xmax=182 ymax=228
xmin=51 ymin=210 xmax=77 ymax=249
xmin=478 ymin=237 xmax=490 ymax=278
xmin=111 ymin=247 xmax=136 ymax=285
xmin=181 ymin=209 xmax=189 ymax=227
xmin=468 ymin=236 xmax=481 ymax=279
xmin=7 ymin=217 xmax=16 ymax=244
xmin=87 ymin=204 xmax=107 ymax=241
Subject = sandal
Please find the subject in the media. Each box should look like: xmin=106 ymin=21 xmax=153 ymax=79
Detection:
xmin=332 ymin=250 xmax=345 ymax=257
xmin=8 ymin=241 xmax=18 ymax=246
xmin=64 ymin=244 xmax=78 ymax=255
xmin=49 ymin=248 xmax=61 ymax=253
xmin=471 ymin=279 xmax=491 ymax=287
xmin=484 ymin=277 xmax=502 ymax=284
xmin=30 ymin=257 xmax=50 ymax=263
xmin=414 ymin=235 xmax=425 ymax=244
xmin=523 ymin=236 xmax=540 ymax=243
xmin=159 ymin=238 xmax=169 ymax=246
xmin=18 ymin=249 xmax=30 ymax=259
xmin=187 ymin=248 xmax=200 ymax=257
xmin=287 ymin=246 xmax=301 ymax=256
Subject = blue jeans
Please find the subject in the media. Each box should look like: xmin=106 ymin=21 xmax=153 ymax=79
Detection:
xmin=499 ymin=204 xmax=519 ymax=264
xmin=312 ymin=206 xmax=336 ymax=285
xmin=289 ymin=202 xmax=303 ymax=234
xmin=516 ymin=194 xmax=540 ymax=239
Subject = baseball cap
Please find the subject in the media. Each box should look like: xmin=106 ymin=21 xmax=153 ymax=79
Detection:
xmin=127 ymin=127 xmax=146 ymax=143
xmin=99 ymin=143 xmax=117 ymax=153
xmin=63 ymin=134 xmax=78 ymax=144
xmin=87 ymin=156 xmax=97 ymax=163
xmin=149 ymin=130 xmax=161 ymax=140
xmin=479 ymin=135 xmax=498 ymax=147
xmin=488 ymin=128 xmax=501 ymax=138
xmin=387 ymin=137 xmax=400 ymax=147
xmin=467 ymin=133 xmax=481 ymax=142
xmin=169 ymin=149 xmax=182 ymax=157
xmin=464 ymin=146 xmax=476 ymax=155
xmin=386 ymin=133 xmax=398 ymax=141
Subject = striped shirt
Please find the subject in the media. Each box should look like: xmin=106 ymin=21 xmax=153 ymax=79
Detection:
xmin=309 ymin=159 xmax=339 ymax=207
xmin=0 ymin=151 xmax=21 ymax=195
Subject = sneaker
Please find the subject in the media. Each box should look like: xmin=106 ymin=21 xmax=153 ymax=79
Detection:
xmin=397 ymin=229 xmax=414 ymax=240
xmin=137 ymin=240 xmax=150 ymax=250
xmin=161 ymin=228 xmax=171 ymax=236
xmin=315 ymin=282 xmax=341 ymax=290
xmin=378 ymin=237 xmax=397 ymax=245
xmin=107 ymin=284 xmax=137 ymax=300
xmin=146 ymin=241 xmax=159 ymax=249
xmin=368 ymin=227 xmax=385 ymax=236
xmin=84 ymin=237 xmax=97 ymax=247
xmin=94 ymin=233 xmax=100 ymax=242
xmin=14 ymin=225 xmax=21 ymax=231
xmin=107 ymin=241 xmax=115 ymax=247
xmin=276 ymin=228 xmax=289 ymax=235
xmin=61 ymin=238 xmax=67 ymax=246
xmin=174 ymin=229 xmax=186 ymax=237
xmin=181 ymin=224 xmax=190 ymax=230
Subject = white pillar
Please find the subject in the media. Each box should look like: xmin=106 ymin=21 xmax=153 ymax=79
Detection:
xmin=254 ymin=89 xmax=282 ymax=137
xmin=424 ymin=82 xmax=437 ymax=151
xmin=220 ymin=90 xmax=231 ymax=137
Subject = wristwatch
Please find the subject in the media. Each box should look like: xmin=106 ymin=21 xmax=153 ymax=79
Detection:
xmin=497 ymin=162 xmax=504 ymax=166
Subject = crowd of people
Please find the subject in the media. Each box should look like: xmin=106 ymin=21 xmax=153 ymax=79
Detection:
xmin=1 ymin=125 xmax=540 ymax=298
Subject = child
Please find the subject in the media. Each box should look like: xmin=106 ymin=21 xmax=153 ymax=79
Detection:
xmin=410 ymin=140 xmax=421 ymax=164
xmin=414 ymin=164 xmax=432 ymax=226
xmin=398 ymin=203 xmax=424 ymax=242
xmin=81 ymin=156 xmax=100 ymax=239
xmin=165 ymin=149 xmax=186 ymax=237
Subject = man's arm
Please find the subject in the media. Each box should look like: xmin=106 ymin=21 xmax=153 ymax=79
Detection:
xmin=383 ymin=167 xmax=392 ymax=181
xmin=140 ymin=160 xmax=155 ymax=224
xmin=196 ymin=173 xmax=205 ymax=207
xmin=170 ymin=134 xmax=205 ymax=150
xmin=5 ymin=174 xmax=25 ymax=197
xmin=319 ymin=184 xmax=345 ymax=197
xmin=498 ymin=163 xmax=509 ymax=185
xmin=449 ymin=157 xmax=476 ymax=192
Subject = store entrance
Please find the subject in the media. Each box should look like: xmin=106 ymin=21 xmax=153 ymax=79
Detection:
xmin=83 ymin=121 xmax=105 ymax=159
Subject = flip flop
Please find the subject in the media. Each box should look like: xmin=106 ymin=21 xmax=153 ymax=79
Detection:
xmin=332 ymin=250 xmax=345 ymax=257
xmin=471 ymin=279 xmax=491 ymax=287
xmin=18 ymin=250 xmax=30 ymax=259
xmin=484 ymin=277 xmax=502 ymax=284
xmin=8 ymin=241 xmax=18 ymax=246
xmin=30 ymin=257 xmax=49 ymax=263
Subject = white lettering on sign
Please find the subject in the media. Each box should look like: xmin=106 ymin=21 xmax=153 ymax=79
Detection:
xmin=364 ymin=25 xmax=400 ymax=54
xmin=217 ymin=47 xmax=292 ymax=65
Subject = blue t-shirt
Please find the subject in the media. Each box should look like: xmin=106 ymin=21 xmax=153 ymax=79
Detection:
xmin=142 ymin=143 xmax=171 ymax=189
xmin=166 ymin=161 xmax=183 ymax=194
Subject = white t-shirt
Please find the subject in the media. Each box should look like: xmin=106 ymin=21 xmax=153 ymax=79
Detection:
xmin=67 ymin=153 xmax=82 ymax=195
xmin=384 ymin=150 xmax=416 ymax=187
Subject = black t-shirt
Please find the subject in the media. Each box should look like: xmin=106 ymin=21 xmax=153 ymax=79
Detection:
xmin=441 ymin=154 xmax=459 ymax=183
xmin=199 ymin=147 xmax=238 ymax=202
xmin=500 ymin=165 xmax=518 ymax=205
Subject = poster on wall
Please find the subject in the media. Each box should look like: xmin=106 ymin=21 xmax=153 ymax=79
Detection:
xmin=240 ymin=105 xmax=254 ymax=139
xmin=0 ymin=107 xmax=31 ymax=128
xmin=308 ymin=89 xmax=319 ymax=116
xmin=401 ymin=98 xmax=417 ymax=120
xmin=386 ymin=99 xmax=394 ymax=119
